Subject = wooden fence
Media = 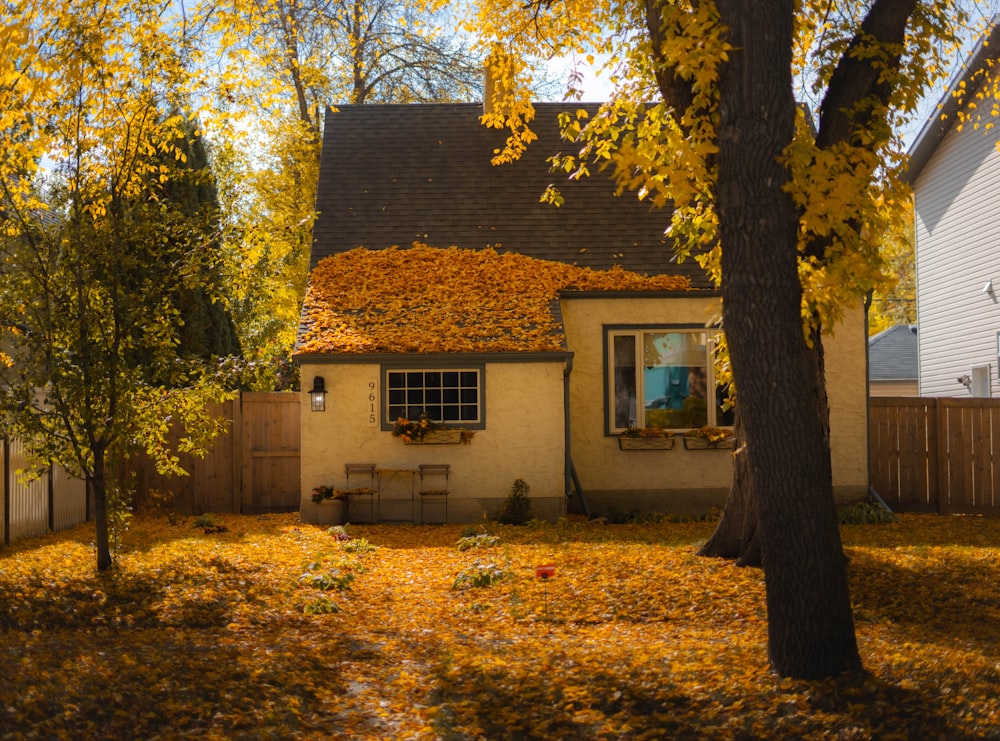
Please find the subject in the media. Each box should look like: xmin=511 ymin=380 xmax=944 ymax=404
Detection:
xmin=0 ymin=392 xmax=300 ymax=544
xmin=869 ymin=397 xmax=1000 ymax=516
xmin=129 ymin=392 xmax=301 ymax=515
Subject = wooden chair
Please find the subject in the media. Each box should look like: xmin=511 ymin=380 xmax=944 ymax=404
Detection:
xmin=417 ymin=464 xmax=450 ymax=524
xmin=344 ymin=463 xmax=377 ymax=523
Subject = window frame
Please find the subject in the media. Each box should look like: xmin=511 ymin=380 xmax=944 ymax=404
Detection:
xmin=604 ymin=324 xmax=725 ymax=435
xmin=380 ymin=363 xmax=486 ymax=430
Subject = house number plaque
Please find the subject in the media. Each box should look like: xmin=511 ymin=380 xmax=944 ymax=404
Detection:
xmin=368 ymin=381 xmax=377 ymax=424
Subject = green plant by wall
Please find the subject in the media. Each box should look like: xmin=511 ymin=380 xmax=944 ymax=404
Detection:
xmin=839 ymin=502 xmax=898 ymax=525
xmin=497 ymin=478 xmax=533 ymax=526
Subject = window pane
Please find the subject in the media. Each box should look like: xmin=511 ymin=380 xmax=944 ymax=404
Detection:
xmin=642 ymin=332 xmax=708 ymax=429
xmin=385 ymin=368 xmax=481 ymax=425
xmin=612 ymin=335 xmax=637 ymax=428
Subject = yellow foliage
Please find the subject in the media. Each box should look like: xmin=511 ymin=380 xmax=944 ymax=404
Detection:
xmin=297 ymin=244 xmax=691 ymax=354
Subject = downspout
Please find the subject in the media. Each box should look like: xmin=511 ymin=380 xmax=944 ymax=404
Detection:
xmin=563 ymin=354 xmax=590 ymax=517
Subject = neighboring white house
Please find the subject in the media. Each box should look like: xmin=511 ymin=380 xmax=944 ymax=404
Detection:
xmin=868 ymin=324 xmax=919 ymax=397
xmin=907 ymin=25 xmax=1000 ymax=398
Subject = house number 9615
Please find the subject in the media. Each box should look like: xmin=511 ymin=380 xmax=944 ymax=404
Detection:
xmin=368 ymin=381 xmax=376 ymax=424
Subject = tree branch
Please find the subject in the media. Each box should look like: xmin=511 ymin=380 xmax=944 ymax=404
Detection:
xmin=816 ymin=0 xmax=918 ymax=149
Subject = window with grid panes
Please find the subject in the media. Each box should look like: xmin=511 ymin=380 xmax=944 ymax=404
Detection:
xmin=384 ymin=368 xmax=482 ymax=426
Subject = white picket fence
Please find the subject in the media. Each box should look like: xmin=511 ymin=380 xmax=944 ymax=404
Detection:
xmin=0 ymin=438 xmax=88 ymax=544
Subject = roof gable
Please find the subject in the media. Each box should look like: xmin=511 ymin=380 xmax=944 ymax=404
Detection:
xmin=868 ymin=324 xmax=918 ymax=381
xmin=295 ymin=245 xmax=691 ymax=355
xmin=311 ymin=103 xmax=710 ymax=286
xmin=907 ymin=24 xmax=1000 ymax=185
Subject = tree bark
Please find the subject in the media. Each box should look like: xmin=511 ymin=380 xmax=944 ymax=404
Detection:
xmin=696 ymin=412 xmax=761 ymax=567
xmin=91 ymin=445 xmax=112 ymax=572
xmin=713 ymin=0 xmax=860 ymax=679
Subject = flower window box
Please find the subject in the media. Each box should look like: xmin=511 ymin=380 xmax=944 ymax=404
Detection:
xmin=682 ymin=426 xmax=734 ymax=450
xmin=618 ymin=428 xmax=674 ymax=450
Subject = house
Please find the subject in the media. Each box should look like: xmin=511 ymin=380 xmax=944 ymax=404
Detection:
xmin=906 ymin=25 xmax=1000 ymax=398
xmin=868 ymin=324 xmax=919 ymax=396
xmin=294 ymin=103 xmax=870 ymax=524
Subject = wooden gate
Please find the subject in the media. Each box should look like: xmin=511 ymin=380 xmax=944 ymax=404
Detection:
xmin=124 ymin=392 xmax=301 ymax=515
xmin=240 ymin=392 xmax=300 ymax=514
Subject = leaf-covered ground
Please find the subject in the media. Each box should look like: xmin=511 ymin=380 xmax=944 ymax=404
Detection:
xmin=0 ymin=513 xmax=998 ymax=739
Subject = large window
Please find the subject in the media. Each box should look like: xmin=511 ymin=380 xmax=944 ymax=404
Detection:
xmin=608 ymin=328 xmax=728 ymax=432
xmin=385 ymin=367 xmax=483 ymax=426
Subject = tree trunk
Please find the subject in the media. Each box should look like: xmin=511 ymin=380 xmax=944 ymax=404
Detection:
xmin=714 ymin=0 xmax=861 ymax=679
xmin=91 ymin=445 xmax=113 ymax=572
xmin=697 ymin=412 xmax=760 ymax=567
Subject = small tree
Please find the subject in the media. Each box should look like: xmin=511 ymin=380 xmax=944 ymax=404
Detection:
xmin=0 ymin=2 xmax=234 ymax=571
xmin=497 ymin=478 xmax=533 ymax=525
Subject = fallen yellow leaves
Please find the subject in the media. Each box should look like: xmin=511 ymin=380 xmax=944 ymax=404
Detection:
xmin=296 ymin=244 xmax=692 ymax=355
xmin=0 ymin=514 xmax=998 ymax=738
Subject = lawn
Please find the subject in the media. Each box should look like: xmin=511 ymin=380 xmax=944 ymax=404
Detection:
xmin=0 ymin=513 xmax=998 ymax=739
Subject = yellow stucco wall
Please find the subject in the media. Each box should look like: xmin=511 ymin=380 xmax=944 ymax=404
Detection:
xmin=560 ymin=295 xmax=869 ymax=516
xmin=299 ymin=361 xmax=566 ymax=524
xmin=301 ymin=298 xmax=869 ymax=523
xmin=825 ymin=305 xmax=870 ymax=500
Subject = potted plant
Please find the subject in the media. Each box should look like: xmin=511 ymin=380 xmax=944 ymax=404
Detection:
xmin=312 ymin=485 xmax=346 ymax=524
xmin=682 ymin=425 xmax=734 ymax=450
xmin=618 ymin=426 xmax=674 ymax=450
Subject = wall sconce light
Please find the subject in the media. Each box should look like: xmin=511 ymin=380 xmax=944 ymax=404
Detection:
xmin=309 ymin=376 xmax=327 ymax=412
xmin=957 ymin=374 xmax=972 ymax=390
xmin=984 ymin=280 xmax=994 ymax=296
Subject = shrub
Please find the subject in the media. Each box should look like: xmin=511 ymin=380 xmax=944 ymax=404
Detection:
xmin=452 ymin=560 xmax=510 ymax=590
xmin=839 ymin=502 xmax=898 ymax=525
xmin=456 ymin=533 xmax=501 ymax=551
xmin=497 ymin=478 xmax=533 ymax=525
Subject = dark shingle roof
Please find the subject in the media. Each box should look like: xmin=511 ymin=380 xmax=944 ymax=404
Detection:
xmin=868 ymin=324 xmax=918 ymax=381
xmin=311 ymin=103 xmax=710 ymax=287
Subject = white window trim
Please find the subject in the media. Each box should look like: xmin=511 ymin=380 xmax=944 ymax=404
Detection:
xmin=606 ymin=327 xmax=723 ymax=434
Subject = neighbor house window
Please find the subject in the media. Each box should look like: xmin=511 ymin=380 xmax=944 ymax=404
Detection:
xmin=384 ymin=367 xmax=483 ymax=426
xmin=607 ymin=328 xmax=728 ymax=432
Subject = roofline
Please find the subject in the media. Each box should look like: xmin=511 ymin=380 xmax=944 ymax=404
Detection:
xmin=906 ymin=22 xmax=1000 ymax=185
xmin=558 ymin=289 xmax=720 ymax=299
xmin=293 ymin=350 xmax=575 ymax=364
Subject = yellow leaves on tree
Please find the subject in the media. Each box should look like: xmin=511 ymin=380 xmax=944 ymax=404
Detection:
xmin=297 ymin=244 xmax=691 ymax=355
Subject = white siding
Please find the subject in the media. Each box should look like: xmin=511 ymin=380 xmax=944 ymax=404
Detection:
xmin=914 ymin=107 xmax=1000 ymax=397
